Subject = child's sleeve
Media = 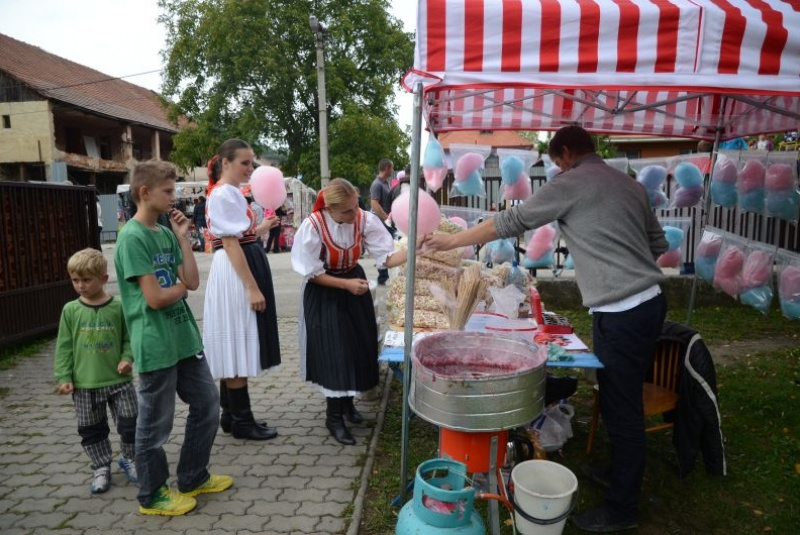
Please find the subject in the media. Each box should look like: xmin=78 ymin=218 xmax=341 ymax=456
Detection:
xmin=119 ymin=313 xmax=133 ymax=364
xmin=53 ymin=306 xmax=74 ymax=385
xmin=117 ymin=233 xmax=156 ymax=281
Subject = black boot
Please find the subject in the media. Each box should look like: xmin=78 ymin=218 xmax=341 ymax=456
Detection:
xmin=228 ymin=385 xmax=278 ymax=440
xmin=325 ymin=398 xmax=356 ymax=445
xmin=343 ymin=396 xmax=364 ymax=424
xmin=220 ymin=381 xmax=268 ymax=433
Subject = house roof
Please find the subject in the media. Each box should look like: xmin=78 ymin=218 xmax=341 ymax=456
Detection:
xmin=0 ymin=33 xmax=177 ymax=133
xmin=438 ymin=130 xmax=534 ymax=150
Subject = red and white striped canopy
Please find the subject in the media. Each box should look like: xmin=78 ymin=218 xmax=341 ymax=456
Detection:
xmin=402 ymin=0 xmax=800 ymax=140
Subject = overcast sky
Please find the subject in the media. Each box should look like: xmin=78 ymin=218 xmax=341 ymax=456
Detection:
xmin=0 ymin=0 xmax=418 ymax=134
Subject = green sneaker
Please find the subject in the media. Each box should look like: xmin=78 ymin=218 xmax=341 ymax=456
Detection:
xmin=180 ymin=474 xmax=234 ymax=497
xmin=138 ymin=485 xmax=197 ymax=516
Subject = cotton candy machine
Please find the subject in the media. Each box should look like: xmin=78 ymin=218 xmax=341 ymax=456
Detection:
xmin=410 ymin=331 xmax=547 ymax=432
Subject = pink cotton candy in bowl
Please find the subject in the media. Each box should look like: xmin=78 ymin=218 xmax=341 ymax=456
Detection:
xmin=712 ymin=156 xmax=738 ymax=184
xmin=423 ymin=166 xmax=448 ymax=193
xmin=249 ymin=166 xmax=286 ymax=210
xmin=765 ymin=164 xmax=796 ymax=191
xmin=779 ymin=265 xmax=800 ymax=301
xmin=657 ymin=249 xmax=682 ymax=268
xmin=525 ymin=225 xmax=557 ymax=260
xmin=503 ymin=173 xmax=532 ymax=201
xmin=455 ymin=152 xmax=485 ymax=182
xmin=738 ymin=160 xmax=766 ymax=193
xmin=391 ymin=189 xmax=441 ymax=237
xmin=449 ymin=216 xmax=468 ymax=229
xmin=741 ymin=250 xmax=772 ymax=289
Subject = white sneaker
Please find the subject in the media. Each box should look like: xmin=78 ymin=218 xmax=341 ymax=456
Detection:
xmin=90 ymin=466 xmax=111 ymax=494
xmin=117 ymin=455 xmax=138 ymax=484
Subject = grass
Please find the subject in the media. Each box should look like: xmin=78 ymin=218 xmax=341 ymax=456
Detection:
xmin=362 ymin=305 xmax=800 ymax=534
xmin=0 ymin=336 xmax=52 ymax=371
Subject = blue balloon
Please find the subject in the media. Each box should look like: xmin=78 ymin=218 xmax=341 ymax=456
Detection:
xmin=637 ymin=165 xmax=667 ymax=190
xmin=423 ymin=137 xmax=446 ymax=168
xmin=780 ymin=298 xmax=800 ymax=319
xmin=711 ymin=181 xmax=738 ymax=208
xmin=501 ymin=156 xmax=525 ymax=186
xmin=454 ymin=171 xmax=483 ymax=196
xmin=765 ymin=189 xmax=800 ymax=221
xmin=662 ymin=226 xmax=685 ymax=251
xmin=695 ymin=256 xmax=717 ymax=284
xmin=674 ymin=162 xmax=704 ymax=188
xmin=739 ymin=188 xmax=765 ymax=213
xmin=740 ymin=286 xmax=773 ymax=314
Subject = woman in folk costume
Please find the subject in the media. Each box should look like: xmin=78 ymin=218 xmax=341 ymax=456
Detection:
xmin=291 ymin=178 xmax=411 ymax=445
xmin=203 ymin=138 xmax=281 ymax=441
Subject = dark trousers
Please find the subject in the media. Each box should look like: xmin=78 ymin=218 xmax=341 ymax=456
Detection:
xmin=593 ymin=292 xmax=667 ymax=521
xmin=377 ymin=223 xmax=395 ymax=284
xmin=265 ymin=227 xmax=281 ymax=253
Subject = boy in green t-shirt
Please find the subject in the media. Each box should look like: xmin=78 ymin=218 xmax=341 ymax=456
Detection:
xmin=115 ymin=161 xmax=231 ymax=516
xmin=55 ymin=248 xmax=138 ymax=494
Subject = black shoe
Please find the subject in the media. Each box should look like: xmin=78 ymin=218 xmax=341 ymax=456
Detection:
xmin=343 ymin=397 xmax=364 ymax=424
xmin=220 ymin=410 xmax=270 ymax=434
xmin=571 ymin=507 xmax=638 ymax=532
xmin=326 ymin=418 xmax=356 ymax=445
xmin=581 ymin=464 xmax=611 ymax=489
xmin=228 ymin=386 xmax=278 ymax=441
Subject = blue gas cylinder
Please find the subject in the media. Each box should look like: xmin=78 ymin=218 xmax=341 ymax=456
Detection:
xmin=396 ymin=458 xmax=485 ymax=535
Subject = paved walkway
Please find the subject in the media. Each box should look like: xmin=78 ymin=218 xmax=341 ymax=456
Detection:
xmin=0 ymin=247 xmax=390 ymax=534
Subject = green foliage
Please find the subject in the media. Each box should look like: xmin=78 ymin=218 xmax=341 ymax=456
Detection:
xmin=593 ymin=134 xmax=617 ymax=159
xmin=158 ymin=0 xmax=413 ymax=182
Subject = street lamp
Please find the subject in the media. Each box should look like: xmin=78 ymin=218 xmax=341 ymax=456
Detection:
xmin=310 ymin=15 xmax=330 ymax=187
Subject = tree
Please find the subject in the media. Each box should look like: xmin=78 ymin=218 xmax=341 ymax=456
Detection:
xmin=157 ymin=0 xmax=413 ymax=185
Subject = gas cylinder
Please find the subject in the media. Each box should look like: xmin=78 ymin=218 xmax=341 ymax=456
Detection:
xmin=396 ymin=458 xmax=485 ymax=535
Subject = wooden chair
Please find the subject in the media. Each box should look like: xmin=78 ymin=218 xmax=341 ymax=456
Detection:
xmin=585 ymin=338 xmax=683 ymax=454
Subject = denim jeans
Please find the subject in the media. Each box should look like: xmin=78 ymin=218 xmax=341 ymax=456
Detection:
xmin=135 ymin=354 xmax=219 ymax=505
xmin=593 ymin=292 xmax=667 ymax=522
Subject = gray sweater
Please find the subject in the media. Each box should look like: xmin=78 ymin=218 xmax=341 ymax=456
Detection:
xmin=494 ymin=153 xmax=668 ymax=308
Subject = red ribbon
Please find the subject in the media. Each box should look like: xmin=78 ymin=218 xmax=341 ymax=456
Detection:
xmin=312 ymin=190 xmax=326 ymax=212
xmin=206 ymin=154 xmax=219 ymax=196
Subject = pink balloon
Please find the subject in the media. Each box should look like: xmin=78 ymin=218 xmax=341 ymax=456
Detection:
xmin=391 ymin=189 xmax=441 ymax=237
xmin=455 ymin=153 xmax=485 ymax=182
xmin=738 ymin=160 xmax=766 ymax=193
xmin=712 ymin=157 xmax=738 ymax=184
xmin=423 ymin=166 xmax=448 ymax=193
xmin=525 ymin=225 xmax=557 ymax=260
xmin=449 ymin=216 xmax=468 ymax=229
xmin=657 ymin=249 xmax=682 ymax=268
xmin=503 ymin=173 xmax=532 ymax=200
xmin=741 ymin=250 xmax=772 ymax=289
xmin=765 ymin=164 xmax=796 ymax=191
xmin=249 ymin=166 xmax=286 ymax=210
xmin=779 ymin=266 xmax=800 ymax=301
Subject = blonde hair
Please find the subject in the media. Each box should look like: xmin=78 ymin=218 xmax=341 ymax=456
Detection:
xmin=323 ymin=178 xmax=359 ymax=209
xmin=67 ymin=248 xmax=107 ymax=278
xmin=130 ymin=160 xmax=178 ymax=204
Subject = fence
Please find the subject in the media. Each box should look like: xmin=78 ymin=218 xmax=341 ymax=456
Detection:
xmin=0 ymin=181 xmax=98 ymax=348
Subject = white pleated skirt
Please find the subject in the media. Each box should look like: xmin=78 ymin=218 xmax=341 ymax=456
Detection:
xmin=203 ymin=249 xmax=262 ymax=379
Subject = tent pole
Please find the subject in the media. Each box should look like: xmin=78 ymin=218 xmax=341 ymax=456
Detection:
xmin=400 ymin=82 xmax=424 ymax=504
xmin=686 ymin=97 xmax=727 ymax=325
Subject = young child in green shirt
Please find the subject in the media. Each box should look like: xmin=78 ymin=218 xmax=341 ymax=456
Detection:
xmin=55 ymin=248 xmax=138 ymax=494
xmin=115 ymin=160 xmax=232 ymax=516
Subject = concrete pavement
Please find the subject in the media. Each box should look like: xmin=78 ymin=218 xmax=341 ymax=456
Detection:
xmin=0 ymin=245 xmax=390 ymax=534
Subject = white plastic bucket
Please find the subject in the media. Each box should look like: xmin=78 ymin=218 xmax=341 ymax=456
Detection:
xmin=511 ymin=460 xmax=578 ymax=535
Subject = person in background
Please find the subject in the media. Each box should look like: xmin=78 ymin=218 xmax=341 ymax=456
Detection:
xmin=115 ymin=160 xmax=231 ymax=516
xmin=202 ymin=139 xmax=281 ymax=441
xmin=193 ymin=196 xmax=207 ymax=251
xmin=423 ymin=125 xmax=668 ymax=533
xmin=291 ymin=178 xmax=411 ymax=445
xmin=265 ymin=204 xmax=288 ymax=253
xmin=369 ymin=158 xmax=394 ymax=285
xmin=55 ymin=248 xmax=137 ymax=495
xmin=719 ymin=137 xmax=748 ymax=151
xmin=756 ymin=134 xmax=773 ymax=151
xmin=96 ymin=192 xmax=103 ymax=250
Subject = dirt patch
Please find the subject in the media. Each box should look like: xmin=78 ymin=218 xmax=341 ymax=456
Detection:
xmin=708 ymin=335 xmax=798 ymax=366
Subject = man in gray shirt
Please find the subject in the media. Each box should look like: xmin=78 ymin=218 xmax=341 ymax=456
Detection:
xmin=424 ymin=126 xmax=668 ymax=533
xmin=370 ymin=158 xmax=394 ymax=285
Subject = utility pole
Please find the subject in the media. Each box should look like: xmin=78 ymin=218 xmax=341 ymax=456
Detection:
xmin=310 ymin=15 xmax=330 ymax=187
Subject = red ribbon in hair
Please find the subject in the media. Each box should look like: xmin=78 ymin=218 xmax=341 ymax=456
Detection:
xmin=206 ymin=154 xmax=220 ymax=196
xmin=312 ymin=190 xmax=326 ymax=212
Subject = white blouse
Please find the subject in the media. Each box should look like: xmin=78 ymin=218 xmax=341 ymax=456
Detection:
xmin=291 ymin=209 xmax=395 ymax=279
xmin=206 ymin=184 xmax=251 ymax=238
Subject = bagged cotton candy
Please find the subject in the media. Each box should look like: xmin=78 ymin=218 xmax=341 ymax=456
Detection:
xmin=522 ymin=253 xmax=555 ymax=269
xmin=546 ymin=165 xmax=562 ymax=181
xmin=501 ymin=156 xmax=525 ymax=186
xmin=740 ymin=286 xmax=773 ymax=314
xmin=738 ymin=160 xmax=766 ymax=193
xmin=765 ymin=164 xmax=796 ymax=191
xmin=663 ymin=226 xmax=684 ymax=251
xmin=712 ymin=156 xmax=738 ymax=183
xmin=503 ymin=175 xmax=532 ymax=201
xmin=778 ymin=265 xmax=800 ymax=301
xmin=741 ymin=250 xmax=773 ymax=289
xmin=713 ymin=245 xmax=745 ymax=297
xmin=780 ymin=298 xmax=800 ymax=319
xmin=647 ymin=189 xmax=669 ymax=208
xmin=249 ymin=166 xmax=286 ymax=210
xmin=422 ymin=137 xmax=448 ymax=193
xmin=696 ymin=255 xmax=717 ymax=284
xmin=525 ymin=225 xmax=557 ymax=261
xmin=739 ymin=188 xmax=765 ymax=213
xmin=449 ymin=216 xmax=468 ymax=229
xmin=637 ymin=165 xmax=667 ymax=190
xmin=423 ymin=167 xmax=448 ymax=193
xmin=484 ymin=238 xmax=515 ymax=265
xmin=452 ymin=171 xmax=484 ymax=196
xmin=672 ymin=185 xmax=704 ymax=208
xmin=695 ymin=232 xmax=722 ymax=284
xmin=391 ymin=189 xmax=441 ymax=237
xmin=564 ymin=254 xmax=574 ymax=270
xmin=455 ymin=153 xmax=485 ymax=182
xmin=711 ymin=181 xmax=738 ymax=207
xmin=765 ymin=189 xmax=800 ymax=220
xmin=657 ymin=249 xmax=682 ymax=268
xmin=674 ymin=162 xmax=703 ymax=189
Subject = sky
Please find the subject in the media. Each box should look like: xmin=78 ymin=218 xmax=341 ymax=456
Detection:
xmin=0 ymin=0 xmax=419 ymax=143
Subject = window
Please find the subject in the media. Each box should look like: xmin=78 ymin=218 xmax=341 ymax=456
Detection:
xmin=2 ymin=115 xmax=10 ymax=128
